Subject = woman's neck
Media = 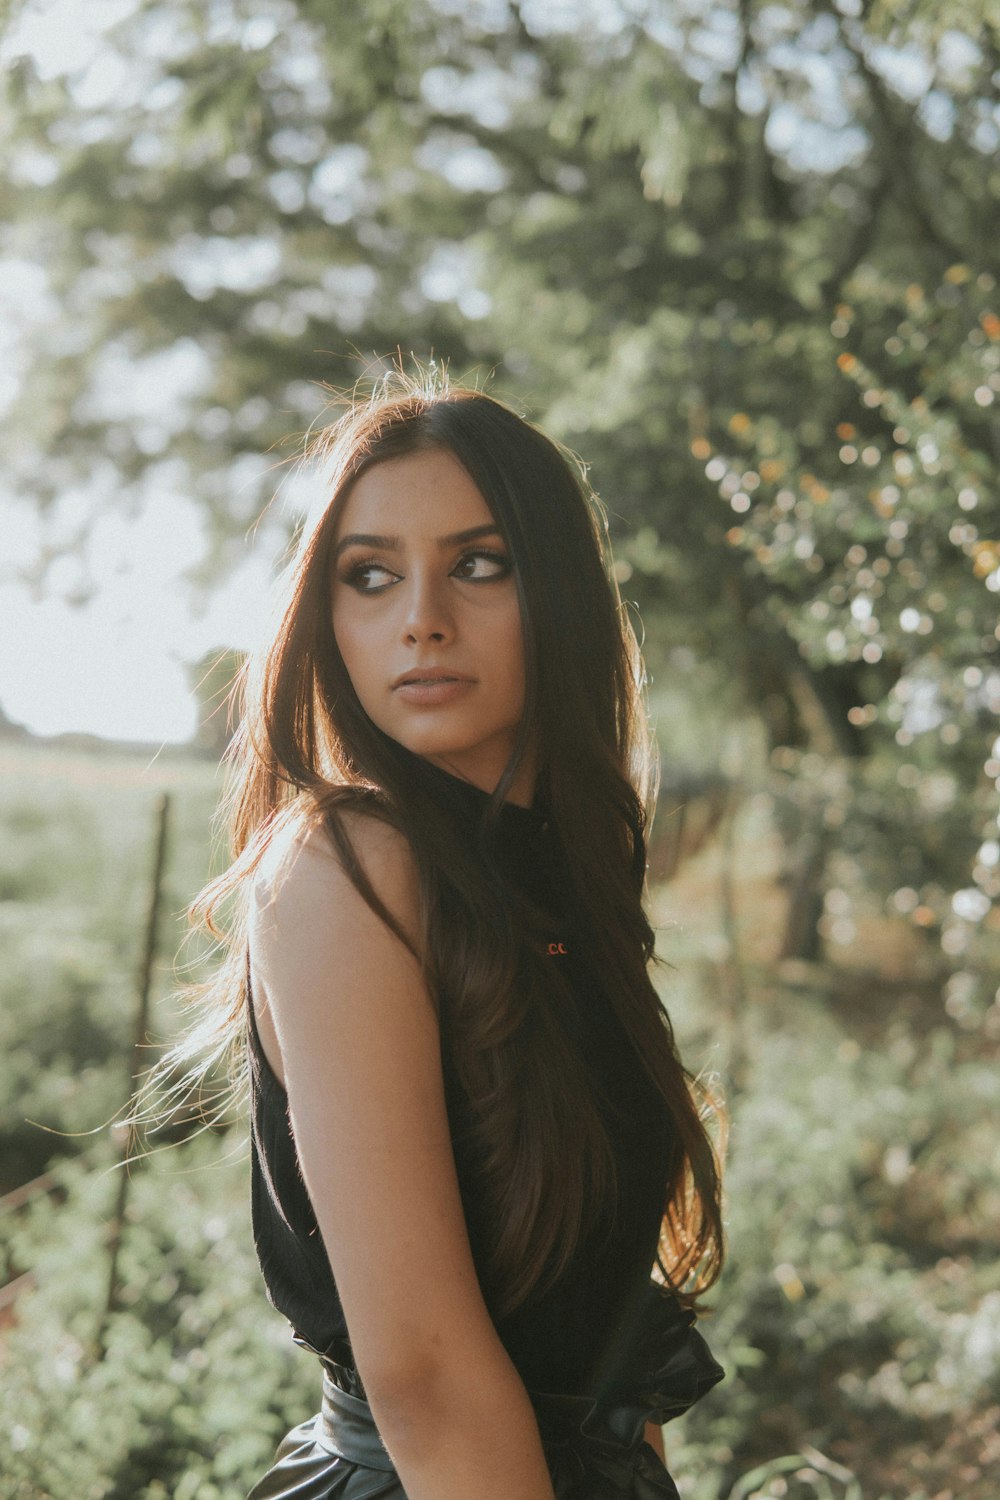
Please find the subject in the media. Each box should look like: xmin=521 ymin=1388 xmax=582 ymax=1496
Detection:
xmin=422 ymin=746 xmax=539 ymax=810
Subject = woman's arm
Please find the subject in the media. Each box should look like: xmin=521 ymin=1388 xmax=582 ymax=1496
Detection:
xmin=250 ymin=815 xmax=556 ymax=1500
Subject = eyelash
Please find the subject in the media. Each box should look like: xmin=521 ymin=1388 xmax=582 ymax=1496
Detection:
xmin=340 ymin=548 xmax=512 ymax=594
xmin=452 ymin=547 xmax=511 ymax=582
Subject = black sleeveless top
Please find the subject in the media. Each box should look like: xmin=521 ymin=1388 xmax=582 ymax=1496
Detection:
xmin=247 ymin=761 xmax=674 ymax=1397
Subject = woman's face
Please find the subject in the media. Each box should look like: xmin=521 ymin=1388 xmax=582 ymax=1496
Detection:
xmin=330 ymin=447 xmax=533 ymax=800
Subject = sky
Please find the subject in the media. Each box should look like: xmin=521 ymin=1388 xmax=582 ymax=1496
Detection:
xmin=0 ymin=0 xmax=301 ymax=745
xmin=0 ymin=315 xmax=286 ymax=744
xmin=1 ymin=526 xmax=278 ymax=744
xmin=0 ymin=0 xmax=215 ymax=744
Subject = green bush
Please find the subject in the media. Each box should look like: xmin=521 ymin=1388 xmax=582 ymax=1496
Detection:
xmin=0 ymin=1135 xmax=317 ymax=1500
xmin=666 ymin=977 xmax=999 ymax=1500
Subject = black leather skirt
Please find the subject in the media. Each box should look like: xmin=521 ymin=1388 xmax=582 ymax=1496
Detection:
xmin=246 ymin=1285 xmax=723 ymax=1500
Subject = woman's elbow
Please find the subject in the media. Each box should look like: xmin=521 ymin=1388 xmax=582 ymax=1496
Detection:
xmin=360 ymin=1342 xmax=520 ymax=1461
xmin=361 ymin=1350 xmax=460 ymax=1455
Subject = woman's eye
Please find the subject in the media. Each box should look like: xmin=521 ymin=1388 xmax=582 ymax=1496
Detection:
xmin=342 ymin=561 xmax=398 ymax=593
xmin=451 ymin=549 xmax=511 ymax=581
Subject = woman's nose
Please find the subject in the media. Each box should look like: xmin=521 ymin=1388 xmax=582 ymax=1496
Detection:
xmin=400 ymin=572 xmax=454 ymax=644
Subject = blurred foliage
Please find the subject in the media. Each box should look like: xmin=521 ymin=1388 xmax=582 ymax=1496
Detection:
xmin=0 ymin=745 xmax=997 ymax=1496
xmin=0 ymin=1134 xmax=317 ymax=1500
xmin=667 ymin=973 xmax=1000 ymax=1500
xmin=698 ymin=266 xmax=1000 ymax=967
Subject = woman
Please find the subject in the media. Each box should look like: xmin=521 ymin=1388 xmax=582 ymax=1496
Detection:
xmin=178 ymin=374 xmax=724 ymax=1499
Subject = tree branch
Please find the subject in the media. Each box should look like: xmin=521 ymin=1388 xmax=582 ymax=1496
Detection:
xmin=824 ymin=2 xmax=968 ymax=264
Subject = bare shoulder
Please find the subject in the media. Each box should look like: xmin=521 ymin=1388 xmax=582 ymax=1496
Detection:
xmin=247 ymin=803 xmax=427 ymax=1086
xmin=252 ymin=803 xmax=420 ymax=946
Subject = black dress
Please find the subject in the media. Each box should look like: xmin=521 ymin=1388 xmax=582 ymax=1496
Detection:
xmin=245 ymin=763 xmax=722 ymax=1499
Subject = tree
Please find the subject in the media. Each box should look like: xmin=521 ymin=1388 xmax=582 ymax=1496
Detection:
xmin=703 ymin=265 xmax=1000 ymax=969
xmin=2 ymin=0 xmax=998 ymax=960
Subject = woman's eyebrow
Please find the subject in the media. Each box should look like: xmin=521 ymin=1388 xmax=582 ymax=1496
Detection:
xmin=332 ymin=532 xmax=394 ymax=561
xmin=333 ymin=523 xmax=503 ymax=560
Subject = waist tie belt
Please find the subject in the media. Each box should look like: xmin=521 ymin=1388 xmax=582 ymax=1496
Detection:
xmin=317 ymin=1375 xmax=397 ymax=1472
xmin=316 ymin=1286 xmax=724 ymax=1499
xmin=317 ymin=1373 xmax=681 ymax=1498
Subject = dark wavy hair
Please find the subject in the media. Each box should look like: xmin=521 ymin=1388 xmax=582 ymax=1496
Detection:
xmin=150 ymin=371 xmax=723 ymax=1317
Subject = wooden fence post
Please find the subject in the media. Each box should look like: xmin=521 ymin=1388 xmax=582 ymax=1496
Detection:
xmin=95 ymin=790 xmax=171 ymax=1357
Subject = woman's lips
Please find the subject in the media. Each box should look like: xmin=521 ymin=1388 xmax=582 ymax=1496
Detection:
xmin=393 ymin=676 xmax=475 ymax=706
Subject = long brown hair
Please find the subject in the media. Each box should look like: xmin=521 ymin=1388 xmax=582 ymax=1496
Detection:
xmin=152 ymin=369 xmax=723 ymax=1316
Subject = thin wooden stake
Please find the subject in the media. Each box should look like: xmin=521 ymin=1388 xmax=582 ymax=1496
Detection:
xmin=95 ymin=791 xmax=171 ymax=1357
xmin=717 ymin=784 xmax=749 ymax=1092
